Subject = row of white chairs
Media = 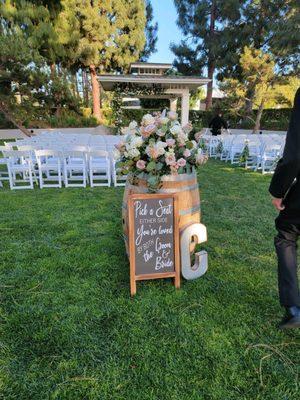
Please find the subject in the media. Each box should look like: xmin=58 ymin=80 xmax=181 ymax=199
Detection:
xmin=0 ymin=146 xmax=126 ymax=190
xmin=203 ymin=131 xmax=286 ymax=174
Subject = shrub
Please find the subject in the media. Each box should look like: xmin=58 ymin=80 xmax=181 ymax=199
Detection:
xmin=0 ymin=109 xmax=98 ymax=129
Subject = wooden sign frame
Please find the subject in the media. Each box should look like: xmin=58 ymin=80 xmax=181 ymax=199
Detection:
xmin=128 ymin=193 xmax=180 ymax=296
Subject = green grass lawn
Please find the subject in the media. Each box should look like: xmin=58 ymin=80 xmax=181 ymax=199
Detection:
xmin=0 ymin=160 xmax=299 ymax=400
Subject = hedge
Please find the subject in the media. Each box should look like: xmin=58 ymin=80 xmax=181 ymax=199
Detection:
xmin=0 ymin=107 xmax=291 ymax=131
xmin=120 ymin=108 xmax=291 ymax=131
xmin=0 ymin=110 xmax=98 ymax=129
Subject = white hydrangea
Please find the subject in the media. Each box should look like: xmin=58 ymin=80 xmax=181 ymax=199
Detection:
xmin=125 ymin=148 xmax=140 ymax=159
xmin=159 ymin=117 xmax=169 ymax=125
xmin=170 ymin=125 xmax=182 ymax=136
xmin=129 ymin=120 xmax=138 ymax=130
xmin=130 ymin=135 xmax=143 ymax=148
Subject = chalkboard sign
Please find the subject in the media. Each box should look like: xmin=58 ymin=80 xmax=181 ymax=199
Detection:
xmin=128 ymin=193 xmax=180 ymax=296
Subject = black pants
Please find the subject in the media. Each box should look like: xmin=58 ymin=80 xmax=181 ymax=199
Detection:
xmin=275 ymin=218 xmax=300 ymax=307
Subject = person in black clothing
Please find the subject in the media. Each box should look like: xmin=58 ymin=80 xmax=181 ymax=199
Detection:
xmin=208 ymin=112 xmax=228 ymax=136
xmin=269 ymin=87 xmax=300 ymax=329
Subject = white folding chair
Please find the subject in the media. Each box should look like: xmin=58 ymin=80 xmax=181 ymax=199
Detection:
xmin=245 ymin=143 xmax=261 ymax=169
xmin=35 ymin=150 xmax=62 ymax=188
xmin=3 ymin=150 xmax=34 ymax=189
xmin=221 ymin=136 xmax=235 ymax=161
xmin=89 ymin=150 xmax=111 ymax=187
xmin=229 ymin=138 xmax=247 ymax=164
xmin=0 ymin=146 xmax=9 ymax=187
xmin=63 ymin=150 xmax=87 ymax=187
xmin=112 ymin=159 xmax=127 ymax=187
xmin=260 ymin=143 xmax=283 ymax=174
xmin=208 ymin=137 xmax=220 ymax=158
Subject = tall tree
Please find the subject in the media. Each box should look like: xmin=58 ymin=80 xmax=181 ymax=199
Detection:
xmin=217 ymin=0 xmax=299 ymax=113
xmin=220 ymin=46 xmax=277 ymax=132
xmin=172 ymin=1 xmax=299 ymax=113
xmin=0 ymin=1 xmax=50 ymax=135
xmin=171 ymin=0 xmax=240 ymax=110
xmin=139 ymin=0 xmax=158 ymax=61
xmin=57 ymin=0 xmax=147 ymax=122
xmin=0 ymin=0 xmax=82 ymax=134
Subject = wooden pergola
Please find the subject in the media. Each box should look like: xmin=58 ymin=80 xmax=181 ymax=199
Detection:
xmin=98 ymin=62 xmax=211 ymax=125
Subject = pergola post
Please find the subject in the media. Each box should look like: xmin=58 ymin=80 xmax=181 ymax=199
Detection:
xmin=181 ymin=89 xmax=190 ymax=126
xmin=170 ymin=97 xmax=178 ymax=112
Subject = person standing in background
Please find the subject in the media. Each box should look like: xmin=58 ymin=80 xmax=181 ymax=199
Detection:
xmin=269 ymin=88 xmax=300 ymax=329
xmin=208 ymin=111 xmax=228 ymax=136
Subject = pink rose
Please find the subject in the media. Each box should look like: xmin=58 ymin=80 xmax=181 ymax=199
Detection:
xmin=168 ymin=111 xmax=178 ymax=121
xmin=183 ymin=149 xmax=191 ymax=158
xmin=165 ymin=153 xmax=176 ymax=166
xmin=141 ymin=124 xmax=157 ymax=138
xmin=136 ymin=160 xmax=146 ymax=170
xmin=166 ymin=138 xmax=175 ymax=147
xmin=177 ymin=158 xmax=186 ymax=167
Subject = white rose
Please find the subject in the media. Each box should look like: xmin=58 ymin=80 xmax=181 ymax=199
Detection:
xmin=156 ymin=146 xmax=166 ymax=156
xmin=156 ymin=129 xmax=165 ymax=137
xmin=156 ymin=141 xmax=167 ymax=149
xmin=142 ymin=114 xmax=155 ymax=126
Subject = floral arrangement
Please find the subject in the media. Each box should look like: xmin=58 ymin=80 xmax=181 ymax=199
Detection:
xmin=239 ymin=139 xmax=250 ymax=166
xmin=114 ymin=111 xmax=208 ymax=191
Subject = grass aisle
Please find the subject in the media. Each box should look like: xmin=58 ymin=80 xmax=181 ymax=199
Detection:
xmin=0 ymin=160 xmax=299 ymax=400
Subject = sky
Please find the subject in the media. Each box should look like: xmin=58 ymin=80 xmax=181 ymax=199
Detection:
xmin=148 ymin=0 xmax=182 ymax=64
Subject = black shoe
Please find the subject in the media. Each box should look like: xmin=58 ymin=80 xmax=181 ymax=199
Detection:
xmin=278 ymin=306 xmax=300 ymax=330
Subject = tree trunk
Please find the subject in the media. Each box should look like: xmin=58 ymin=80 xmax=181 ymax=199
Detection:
xmin=205 ymin=1 xmax=216 ymax=110
xmin=0 ymin=101 xmax=33 ymax=137
xmin=89 ymin=64 xmax=102 ymax=122
xmin=245 ymin=87 xmax=255 ymax=115
xmin=205 ymin=62 xmax=214 ymax=110
xmin=50 ymin=63 xmax=56 ymax=80
xmin=252 ymin=99 xmax=265 ymax=134
xmin=82 ymin=69 xmax=89 ymax=107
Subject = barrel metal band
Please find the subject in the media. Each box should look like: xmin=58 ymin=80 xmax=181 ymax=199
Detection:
xmin=124 ymin=183 xmax=199 ymax=195
xmin=179 ymin=204 xmax=201 ymax=216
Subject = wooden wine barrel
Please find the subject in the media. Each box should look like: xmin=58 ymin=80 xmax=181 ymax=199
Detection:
xmin=122 ymin=172 xmax=201 ymax=255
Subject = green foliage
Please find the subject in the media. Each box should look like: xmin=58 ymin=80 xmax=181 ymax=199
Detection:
xmin=114 ymin=108 xmax=291 ymax=131
xmin=171 ymin=1 xmax=239 ymax=75
xmin=140 ymin=98 xmax=169 ymax=109
xmin=0 ymin=1 xmax=83 ymax=131
xmin=57 ymin=0 xmax=146 ymax=70
xmin=111 ymin=83 xmax=164 ymax=127
xmin=46 ymin=112 xmax=98 ymax=128
xmin=190 ymin=109 xmax=292 ymax=131
xmin=239 ymin=143 xmax=250 ymax=165
xmin=1 ymin=160 xmax=300 ymax=398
